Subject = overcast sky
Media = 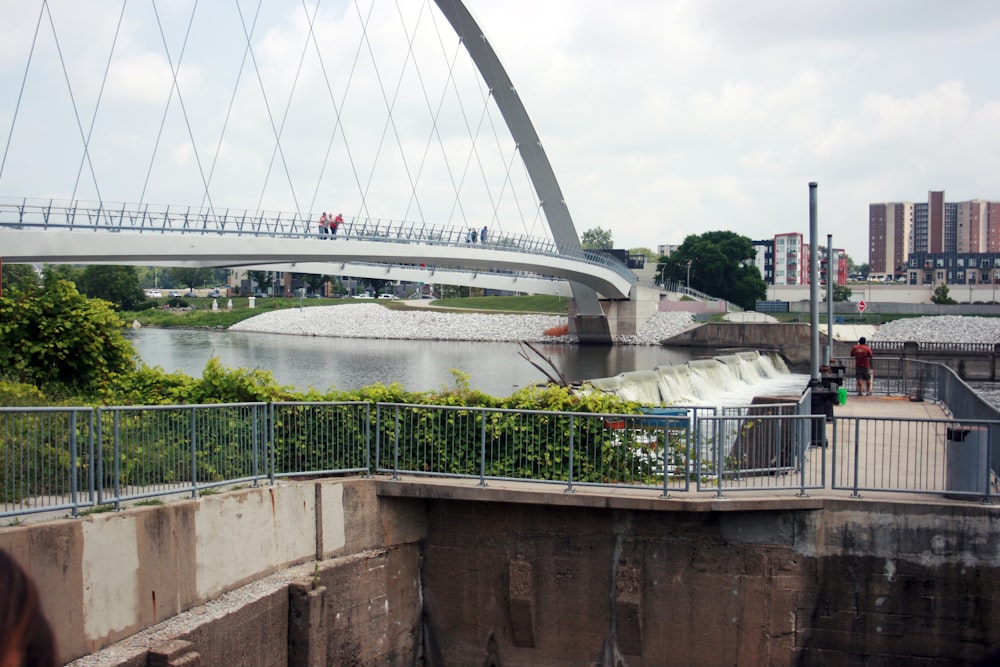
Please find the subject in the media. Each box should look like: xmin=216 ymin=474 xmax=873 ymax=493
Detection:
xmin=2 ymin=1 xmax=1000 ymax=263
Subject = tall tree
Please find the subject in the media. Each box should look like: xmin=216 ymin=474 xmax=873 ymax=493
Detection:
xmin=1 ymin=264 xmax=40 ymax=295
xmin=656 ymin=231 xmax=766 ymax=310
xmin=581 ymin=227 xmax=613 ymax=250
xmin=76 ymin=265 xmax=146 ymax=310
xmin=247 ymin=270 xmax=274 ymax=294
xmin=169 ymin=267 xmax=214 ymax=290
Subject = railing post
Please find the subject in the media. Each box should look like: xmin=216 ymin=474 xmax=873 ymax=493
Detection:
xmin=190 ymin=407 xmax=198 ymax=497
xmin=392 ymin=407 xmax=400 ymax=481
xmin=479 ymin=407 xmax=488 ymax=487
xmin=95 ymin=408 xmax=104 ymax=506
xmin=70 ymin=410 xmax=79 ymax=517
xmin=984 ymin=422 xmax=995 ymax=506
xmin=86 ymin=409 xmax=96 ymax=512
xmin=268 ymin=403 xmax=276 ymax=485
xmin=113 ymin=410 xmax=121 ymax=510
xmin=796 ymin=416 xmax=809 ymax=497
xmin=364 ymin=403 xmax=372 ymax=478
xmin=252 ymin=404 xmax=260 ymax=488
xmin=714 ymin=418 xmax=725 ymax=499
xmin=851 ymin=419 xmax=862 ymax=498
xmin=566 ymin=415 xmax=575 ymax=493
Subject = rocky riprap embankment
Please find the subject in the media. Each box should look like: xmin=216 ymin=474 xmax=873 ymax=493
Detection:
xmin=228 ymin=303 xmax=695 ymax=345
xmin=869 ymin=315 xmax=1000 ymax=344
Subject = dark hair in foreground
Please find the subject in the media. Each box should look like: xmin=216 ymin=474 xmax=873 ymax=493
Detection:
xmin=0 ymin=548 xmax=57 ymax=667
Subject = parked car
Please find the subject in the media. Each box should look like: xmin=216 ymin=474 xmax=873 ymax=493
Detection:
xmin=168 ymin=290 xmax=182 ymax=298
xmin=146 ymin=290 xmax=162 ymax=298
xmin=206 ymin=289 xmax=221 ymax=298
xmin=305 ymin=293 xmax=321 ymax=298
xmin=184 ymin=291 xmax=197 ymax=298
xmin=377 ymin=293 xmax=396 ymax=300
xmin=252 ymin=292 xmax=268 ymax=298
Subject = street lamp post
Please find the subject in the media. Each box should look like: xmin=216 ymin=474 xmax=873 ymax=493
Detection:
xmin=686 ymin=259 xmax=693 ymax=289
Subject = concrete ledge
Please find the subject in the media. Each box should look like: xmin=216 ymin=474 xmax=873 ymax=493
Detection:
xmin=373 ymin=476 xmax=827 ymax=512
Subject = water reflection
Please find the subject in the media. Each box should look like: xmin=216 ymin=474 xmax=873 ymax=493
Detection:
xmin=127 ymin=328 xmax=706 ymax=397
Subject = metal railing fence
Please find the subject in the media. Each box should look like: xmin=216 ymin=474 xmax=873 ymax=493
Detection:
xmin=832 ymin=417 xmax=995 ymax=502
xmin=373 ymin=403 xmax=693 ymax=496
xmin=270 ymin=402 xmax=370 ymax=480
xmin=695 ymin=413 xmax=825 ymax=497
xmin=0 ymin=407 xmax=94 ymax=517
xmin=95 ymin=403 xmax=269 ymax=509
xmin=1 ymin=372 xmax=996 ymax=519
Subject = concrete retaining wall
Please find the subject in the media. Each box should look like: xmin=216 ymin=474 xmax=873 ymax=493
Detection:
xmin=411 ymin=492 xmax=1000 ymax=667
xmin=0 ymin=480 xmax=425 ymax=663
xmin=5 ymin=480 xmax=1000 ymax=666
xmin=661 ymin=322 xmax=843 ymax=370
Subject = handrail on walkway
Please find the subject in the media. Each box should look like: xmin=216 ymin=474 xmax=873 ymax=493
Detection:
xmin=2 ymin=359 xmax=996 ymax=520
xmin=0 ymin=197 xmax=637 ymax=285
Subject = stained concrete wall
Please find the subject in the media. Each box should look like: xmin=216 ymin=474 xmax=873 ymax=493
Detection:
xmin=395 ymin=486 xmax=1000 ymax=667
xmin=0 ymin=479 xmax=425 ymax=663
xmin=6 ymin=480 xmax=1000 ymax=666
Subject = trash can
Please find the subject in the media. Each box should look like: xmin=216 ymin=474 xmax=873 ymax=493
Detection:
xmin=810 ymin=386 xmax=836 ymax=447
xmin=945 ymin=427 xmax=988 ymax=497
xmin=837 ymin=387 xmax=847 ymax=405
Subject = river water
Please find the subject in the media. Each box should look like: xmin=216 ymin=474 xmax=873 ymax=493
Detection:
xmin=128 ymin=328 xmax=714 ymax=396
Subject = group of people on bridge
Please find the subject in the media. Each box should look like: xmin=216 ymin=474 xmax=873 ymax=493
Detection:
xmin=467 ymin=226 xmax=488 ymax=244
xmin=318 ymin=212 xmax=343 ymax=237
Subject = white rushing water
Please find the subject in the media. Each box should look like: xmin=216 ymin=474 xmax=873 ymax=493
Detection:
xmin=585 ymin=351 xmax=808 ymax=408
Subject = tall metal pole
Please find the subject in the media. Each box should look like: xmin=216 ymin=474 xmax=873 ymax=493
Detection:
xmin=826 ymin=234 xmax=833 ymax=365
xmin=809 ymin=183 xmax=820 ymax=383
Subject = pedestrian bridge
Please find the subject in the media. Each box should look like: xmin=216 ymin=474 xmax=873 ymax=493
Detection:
xmin=0 ymin=199 xmax=636 ymax=300
xmin=0 ymin=0 xmax=649 ymax=341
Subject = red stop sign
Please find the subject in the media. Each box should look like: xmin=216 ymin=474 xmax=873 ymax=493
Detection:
xmin=857 ymin=299 xmax=867 ymax=313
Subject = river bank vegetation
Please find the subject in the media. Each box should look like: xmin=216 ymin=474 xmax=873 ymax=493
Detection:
xmin=0 ymin=280 xmax=629 ymax=420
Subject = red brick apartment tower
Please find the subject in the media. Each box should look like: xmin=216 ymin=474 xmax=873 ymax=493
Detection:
xmin=989 ymin=202 xmax=1000 ymax=253
xmin=869 ymin=204 xmax=887 ymax=274
xmin=891 ymin=203 xmax=912 ymax=276
xmin=957 ymin=200 xmax=987 ymax=253
xmin=929 ymin=190 xmax=945 ymax=253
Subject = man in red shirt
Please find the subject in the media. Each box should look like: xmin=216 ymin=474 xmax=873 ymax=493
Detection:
xmin=850 ymin=336 xmax=874 ymax=396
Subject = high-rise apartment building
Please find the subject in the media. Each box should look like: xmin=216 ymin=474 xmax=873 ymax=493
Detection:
xmin=751 ymin=239 xmax=774 ymax=285
xmin=957 ymin=200 xmax=988 ymax=253
xmin=929 ymin=190 xmax=945 ymax=254
xmin=753 ymin=236 xmax=844 ymax=286
xmin=868 ymin=202 xmax=913 ymax=279
xmin=773 ymin=232 xmax=805 ymax=285
xmin=878 ymin=190 xmax=1000 ymax=287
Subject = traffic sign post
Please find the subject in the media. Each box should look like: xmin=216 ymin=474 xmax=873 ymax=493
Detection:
xmin=857 ymin=299 xmax=867 ymax=314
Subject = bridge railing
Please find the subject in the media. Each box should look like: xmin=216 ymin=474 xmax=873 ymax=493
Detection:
xmin=0 ymin=197 xmax=636 ymax=284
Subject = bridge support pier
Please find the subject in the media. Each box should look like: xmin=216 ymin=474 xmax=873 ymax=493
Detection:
xmin=569 ymin=286 xmax=661 ymax=344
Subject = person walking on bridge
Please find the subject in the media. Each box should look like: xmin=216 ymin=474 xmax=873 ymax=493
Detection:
xmin=850 ymin=336 xmax=874 ymax=396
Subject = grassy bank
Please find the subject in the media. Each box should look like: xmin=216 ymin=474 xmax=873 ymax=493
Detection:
xmin=122 ymin=294 xmax=570 ymax=328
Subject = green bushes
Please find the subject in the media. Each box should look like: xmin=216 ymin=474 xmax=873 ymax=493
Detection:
xmin=0 ymin=281 xmax=136 ymax=396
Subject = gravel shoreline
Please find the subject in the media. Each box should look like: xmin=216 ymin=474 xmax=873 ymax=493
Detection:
xmin=869 ymin=315 xmax=1000 ymax=344
xmin=228 ymin=304 xmax=698 ymax=345
xmin=228 ymin=307 xmax=1000 ymax=346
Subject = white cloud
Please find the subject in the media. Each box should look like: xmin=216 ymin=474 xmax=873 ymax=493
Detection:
xmin=3 ymin=0 xmax=1000 ymax=264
